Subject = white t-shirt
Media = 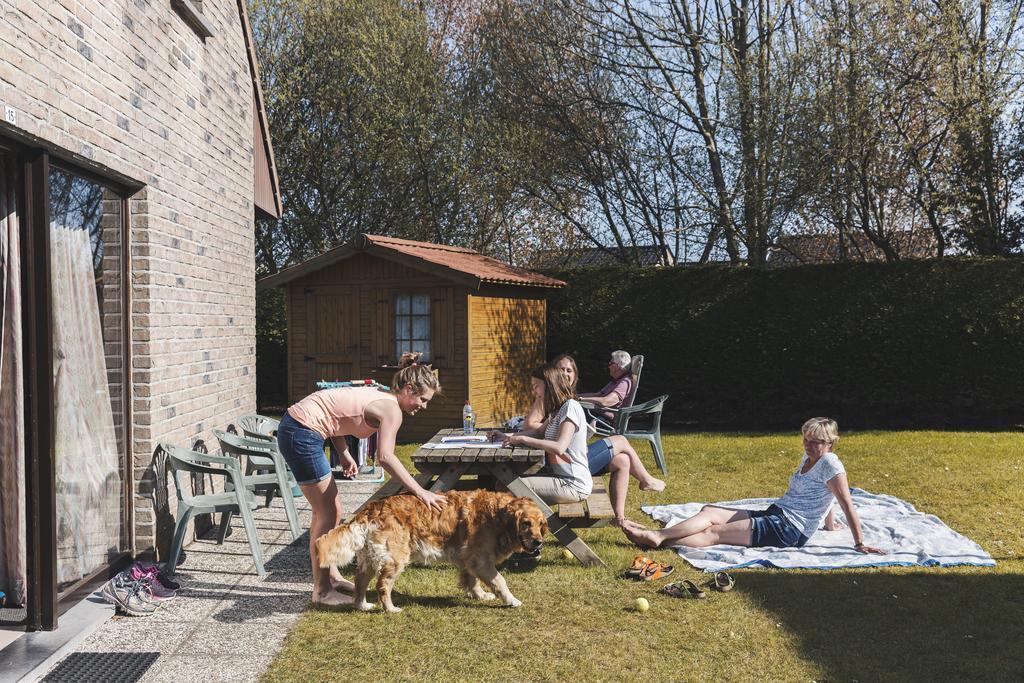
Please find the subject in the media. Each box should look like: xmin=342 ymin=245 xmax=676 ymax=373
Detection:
xmin=542 ymin=400 xmax=593 ymax=496
xmin=774 ymin=452 xmax=846 ymax=537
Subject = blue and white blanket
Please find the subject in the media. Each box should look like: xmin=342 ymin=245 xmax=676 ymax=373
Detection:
xmin=641 ymin=488 xmax=995 ymax=572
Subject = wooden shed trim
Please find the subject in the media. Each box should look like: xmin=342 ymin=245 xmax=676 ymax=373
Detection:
xmin=258 ymin=242 xmax=480 ymax=292
xmin=257 ymin=234 xmax=565 ymax=292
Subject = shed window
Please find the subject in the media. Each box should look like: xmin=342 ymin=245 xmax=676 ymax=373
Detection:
xmin=395 ymin=294 xmax=430 ymax=362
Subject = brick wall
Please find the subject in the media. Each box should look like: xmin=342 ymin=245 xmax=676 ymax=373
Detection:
xmin=0 ymin=1 xmax=260 ymax=556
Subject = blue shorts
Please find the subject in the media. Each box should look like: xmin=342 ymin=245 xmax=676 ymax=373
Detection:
xmin=748 ymin=505 xmax=808 ymax=548
xmin=587 ymin=438 xmax=615 ymax=475
xmin=276 ymin=413 xmax=331 ymax=485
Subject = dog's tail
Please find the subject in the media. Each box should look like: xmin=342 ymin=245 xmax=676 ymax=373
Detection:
xmin=315 ymin=521 xmax=372 ymax=569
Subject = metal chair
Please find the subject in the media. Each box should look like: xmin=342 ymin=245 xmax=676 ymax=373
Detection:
xmin=213 ymin=429 xmax=302 ymax=541
xmin=162 ymin=443 xmax=266 ymax=578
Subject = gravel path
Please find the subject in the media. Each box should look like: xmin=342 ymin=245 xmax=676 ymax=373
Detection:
xmin=48 ymin=484 xmax=377 ymax=682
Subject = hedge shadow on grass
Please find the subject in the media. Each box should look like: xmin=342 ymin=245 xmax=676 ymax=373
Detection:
xmin=733 ymin=570 xmax=1024 ymax=680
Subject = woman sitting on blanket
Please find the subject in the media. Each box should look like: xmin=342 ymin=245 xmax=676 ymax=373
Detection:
xmin=501 ymin=359 xmax=665 ymax=526
xmin=622 ymin=418 xmax=886 ymax=554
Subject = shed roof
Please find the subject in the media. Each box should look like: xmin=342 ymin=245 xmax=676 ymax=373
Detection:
xmin=256 ymin=234 xmax=566 ymax=292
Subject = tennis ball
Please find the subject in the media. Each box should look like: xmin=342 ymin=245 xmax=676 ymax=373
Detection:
xmin=635 ymin=597 xmax=650 ymax=612
xmin=561 ymin=548 xmax=573 ymax=561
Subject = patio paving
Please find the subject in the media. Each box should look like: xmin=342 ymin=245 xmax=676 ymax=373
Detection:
xmin=38 ymin=482 xmax=378 ymax=683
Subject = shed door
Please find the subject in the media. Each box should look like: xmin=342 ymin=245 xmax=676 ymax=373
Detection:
xmin=306 ymin=285 xmax=360 ymax=391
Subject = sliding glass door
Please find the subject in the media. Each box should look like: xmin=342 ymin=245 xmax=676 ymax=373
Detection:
xmin=0 ymin=136 xmax=134 ymax=629
xmin=48 ymin=167 xmax=127 ymax=593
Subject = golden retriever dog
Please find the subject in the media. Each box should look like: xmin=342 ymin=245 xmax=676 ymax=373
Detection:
xmin=315 ymin=490 xmax=547 ymax=612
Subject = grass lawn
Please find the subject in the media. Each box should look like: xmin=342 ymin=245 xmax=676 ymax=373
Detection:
xmin=263 ymin=430 xmax=1024 ymax=682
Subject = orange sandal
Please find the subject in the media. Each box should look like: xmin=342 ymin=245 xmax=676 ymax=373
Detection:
xmin=640 ymin=561 xmax=675 ymax=581
xmin=624 ymin=555 xmax=653 ymax=579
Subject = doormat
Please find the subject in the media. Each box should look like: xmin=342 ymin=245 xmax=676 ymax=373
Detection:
xmin=43 ymin=651 xmax=160 ymax=683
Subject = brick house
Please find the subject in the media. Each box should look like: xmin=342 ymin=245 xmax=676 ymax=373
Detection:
xmin=0 ymin=1 xmax=279 ymax=629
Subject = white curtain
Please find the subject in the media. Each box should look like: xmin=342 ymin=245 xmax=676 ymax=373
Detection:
xmin=0 ymin=154 xmax=26 ymax=606
xmin=50 ymin=214 xmax=121 ymax=587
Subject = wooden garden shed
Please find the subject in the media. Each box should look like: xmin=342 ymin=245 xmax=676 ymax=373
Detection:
xmin=257 ymin=234 xmax=565 ymax=441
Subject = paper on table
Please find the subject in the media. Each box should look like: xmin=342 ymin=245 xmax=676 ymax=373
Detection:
xmin=440 ymin=435 xmax=489 ymax=443
xmin=421 ymin=441 xmax=504 ymax=449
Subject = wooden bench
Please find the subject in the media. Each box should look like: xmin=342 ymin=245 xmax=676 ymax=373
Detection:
xmin=556 ymin=478 xmax=615 ymax=528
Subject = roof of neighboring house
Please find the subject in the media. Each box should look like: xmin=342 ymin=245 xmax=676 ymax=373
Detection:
xmin=256 ymin=234 xmax=566 ymax=292
xmin=531 ymin=245 xmax=675 ymax=268
xmin=768 ymin=230 xmax=938 ymax=266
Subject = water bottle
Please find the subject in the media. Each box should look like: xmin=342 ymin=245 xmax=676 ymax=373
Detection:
xmin=462 ymin=400 xmax=476 ymax=435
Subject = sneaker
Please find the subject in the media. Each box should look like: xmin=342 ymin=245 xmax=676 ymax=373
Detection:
xmin=126 ymin=566 xmax=176 ymax=601
xmin=101 ymin=577 xmax=158 ymax=616
xmin=129 ymin=563 xmax=157 ymax=581
xmin=155 ymin=568 xmax=181 ymax=591
xmin=131 ymin=562 xmax=181 ymax=592
xmin=143 ymin=579 xmax=176 ymax=601
xmin=116 ymin=572 xmax=165 ymax=605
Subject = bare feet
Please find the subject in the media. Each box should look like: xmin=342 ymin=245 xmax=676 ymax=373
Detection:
xmin=329 ymin=566 xmax=355 ymax=593
xmin=639 ymin=478 xmax=666 ymax=492
xmin=312 ymin=590 xmax=355 ymax=607
xmin=330 ymin=577 xmax=355 ymax=593
xmin=621 ymin=522 xmax=661 ymax=548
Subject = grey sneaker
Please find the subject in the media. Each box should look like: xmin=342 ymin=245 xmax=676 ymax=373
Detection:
xmin=101 ymin=576 xmax=159 ymax=616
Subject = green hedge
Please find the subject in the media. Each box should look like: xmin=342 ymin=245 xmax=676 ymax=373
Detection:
xmin=544 ymin=258 xmax=1024 ymax=429
xmin=256 ymin=287 xmax=288 ymax=411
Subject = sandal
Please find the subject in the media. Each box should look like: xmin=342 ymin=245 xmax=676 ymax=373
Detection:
xmin=711 ymin=571 xmax=735 ymax=592
xmin=662 ymin=579 xmax=706 ymax=599
xmin=640 ymin=561 xmax=675 ymax=581
xmin=624 ymin=555 xmax=653 ymax=579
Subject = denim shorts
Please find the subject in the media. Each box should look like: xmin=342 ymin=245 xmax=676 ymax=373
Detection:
xmin=748 ymin=504 xmax=808 ymax=548
xmin=276 ymin=413 xmax=331 ymax=485
xmin=587 ymin=438 xmax=615 ymax=475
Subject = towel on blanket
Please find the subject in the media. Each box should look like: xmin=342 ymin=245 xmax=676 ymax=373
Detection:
xmin=641 ymin=488 xmax=995 ymax=572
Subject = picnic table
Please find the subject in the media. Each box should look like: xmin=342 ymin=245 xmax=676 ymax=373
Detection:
xmin=347 ymin=428 xmax=611 ymax=566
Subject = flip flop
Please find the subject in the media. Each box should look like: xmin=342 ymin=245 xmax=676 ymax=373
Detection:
xmin=711 ymin=571 xmax=735 ymax=592
xmin=662 ymin=579 xmax=706 ymax=599
xmin=640 ymin=561 xmax=675 ymax=581
xmin=624 ymin=555 xmax=654 ymax=579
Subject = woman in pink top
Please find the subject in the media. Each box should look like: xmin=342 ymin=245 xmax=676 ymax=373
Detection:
xmin=276 ymin=352 xmax=447 ymax=606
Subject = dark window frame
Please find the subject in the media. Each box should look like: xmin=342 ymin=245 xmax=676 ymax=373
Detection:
xmin=3 ymin=135 xmax=136 ymax=630
xmin=393 ymin=292 xmax=431 ymax=363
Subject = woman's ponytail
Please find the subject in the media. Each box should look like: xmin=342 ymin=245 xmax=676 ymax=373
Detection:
xmin=391 ymin=352 xmax=442 ymax=396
